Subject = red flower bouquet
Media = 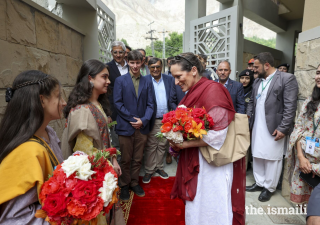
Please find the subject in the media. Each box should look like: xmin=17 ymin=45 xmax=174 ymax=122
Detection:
xmin=35 ymin=149 xmax=119 ymax=225
xmin=156 ymin=105 xmax=214 ymax=144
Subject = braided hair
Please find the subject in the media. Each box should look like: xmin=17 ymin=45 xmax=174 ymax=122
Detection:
xmin=0 ymin=70 xmax=60 ymax=163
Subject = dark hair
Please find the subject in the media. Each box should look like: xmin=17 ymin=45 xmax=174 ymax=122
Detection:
xmin=136 ymin=48 xmax=146 ymax=55
xmin=125 ymin=45 xmax=132 ymax=51
xmin=128 ymin=50 xmax=143 ymax=62
xmin=254 ymin=52 xmax=275 ymax=67
xmin=63 ymin=59 xmax=111 ymax=118
xmin=170 ymin=52 xmax=204 ymax=75
xmin=167 ymin=56 xmax=174 ymax=63
xmin=148 ymin=57 xmax=162 ymax=66
xmin=198 ymin=54 xmax=208 ymax=61
xmin=0 ymin=70 xmax=60 ymax=163
xmin=305 ymin=85 xmax=320 ymax=117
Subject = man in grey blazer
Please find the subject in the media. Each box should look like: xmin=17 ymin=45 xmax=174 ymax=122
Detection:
xmin=246 ymin=52 xmax=299 ymax=202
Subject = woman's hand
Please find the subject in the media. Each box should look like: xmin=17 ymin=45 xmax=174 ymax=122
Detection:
xmin=169 ymin=140 xmax=187 ymax=150
xmin=112 ymin=156 xmax=122 ymax=176
xmin=298 ymin=156 xmax=312 ymax=174
xmin=107 ymin=116 xmax=112 ymax=124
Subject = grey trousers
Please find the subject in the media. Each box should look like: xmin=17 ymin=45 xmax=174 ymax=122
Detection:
xmin=144 ymin=119 xmax=168 ymax=174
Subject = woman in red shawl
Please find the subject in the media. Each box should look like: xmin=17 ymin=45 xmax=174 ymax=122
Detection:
xmin=169 ymin=53 xmax=245 ymax=225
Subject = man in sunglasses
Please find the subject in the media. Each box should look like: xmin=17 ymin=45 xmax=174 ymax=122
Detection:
xmin=107 ymin=41 xmax=129 ymax=149
xmin=143 ymin=58 xmax=174 ymax=183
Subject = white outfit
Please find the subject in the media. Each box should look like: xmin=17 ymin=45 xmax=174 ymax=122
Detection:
xmin=251 ymin=70 xmax=284 ymax=192
xmin=185 ymin=108 xmax=233 ymax=225
xmin=115 ymin=61 xmax=128 ymax=75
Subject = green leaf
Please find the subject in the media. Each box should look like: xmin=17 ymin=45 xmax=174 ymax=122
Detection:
xmin=108 ymin=121 xmax=117 ymax=128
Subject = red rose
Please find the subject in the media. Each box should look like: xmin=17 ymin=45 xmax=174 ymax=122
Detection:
xmin=161 ymin=122 xmax=173 ymax=133
xmin=67 ymin=198 xmax=87 ymax=217
xmin=173 ymin=125 xmax=183 ymax=132
xmin=42 ymin=191 xmax=69 ymax=217
xmin=80 ymin=198 xmax=104 ymax=221
xmin=72 ymin=180 xmax=98 ymax=204
xmin=65 ymin=175 xmax=78 ymax=192
xmin=206 ymin=114 xmax=215 ymax=128
xmin=192 ymin=108 xmax=206 ymax=119
xmin=39 ymin=177 xmax=60 ymax=203
xmin=184 ymin=121 xmax=193 ymax=133
xmin=162 ymin=111 xmax=176 ymax=124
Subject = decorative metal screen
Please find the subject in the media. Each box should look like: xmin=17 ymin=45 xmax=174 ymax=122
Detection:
xmin=190 ymin=6 xmax=238 ymax=79
xmin=97 ymin=6 xmax=115 ymax=63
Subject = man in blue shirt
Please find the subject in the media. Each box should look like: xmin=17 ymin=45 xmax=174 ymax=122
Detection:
xmin=143 ymin=58 xmax=174 ymax=183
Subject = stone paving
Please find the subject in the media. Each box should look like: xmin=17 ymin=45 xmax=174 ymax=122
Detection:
xmin=139 ymin=156 xmax=307 ymax=225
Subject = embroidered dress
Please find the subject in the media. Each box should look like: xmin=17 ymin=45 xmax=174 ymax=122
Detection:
xmin=286 ymin=97 xmax=320 ymax=204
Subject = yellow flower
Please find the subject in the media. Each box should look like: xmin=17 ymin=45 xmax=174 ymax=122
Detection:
xmin=188 ymin=120 xmax=207 ymax=139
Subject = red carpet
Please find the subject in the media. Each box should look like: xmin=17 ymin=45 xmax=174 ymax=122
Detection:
xmin=120 ymin=177 xmax=185 ymax=225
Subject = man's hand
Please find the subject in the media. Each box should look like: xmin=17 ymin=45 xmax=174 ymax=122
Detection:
xmin=272 ymin=129 xmax=285 ymax=141
xmin=112 ymin=157 xmax=122 ymax=176
xmin=130 ymin=117 xmax=143 ymax=129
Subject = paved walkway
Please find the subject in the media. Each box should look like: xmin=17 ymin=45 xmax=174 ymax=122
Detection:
xmin=139 ymin=157 xmax=306 ymax=225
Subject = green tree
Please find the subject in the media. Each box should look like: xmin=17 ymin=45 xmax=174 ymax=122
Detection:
xmin=244 ymin=36 xmax=276 ymax=49
xmin=145 ymin=32 xmax=183 ymax=58
xmin=118 ymin=38 xmax=129 ymax=46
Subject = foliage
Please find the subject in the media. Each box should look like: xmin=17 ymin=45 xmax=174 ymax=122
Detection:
xmin=145 ymin=32 xmax=183 ymax=58
xmin=118 ymin=38 xmax=129 ymax=46
xmin=244 ymin=36 xmax=276 ymax=49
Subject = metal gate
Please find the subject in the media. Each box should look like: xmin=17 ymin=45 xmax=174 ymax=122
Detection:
xmin=190 ymin=6 xmax=239 ymax=80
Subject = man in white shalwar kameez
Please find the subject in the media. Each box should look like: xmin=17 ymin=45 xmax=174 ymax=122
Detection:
xmin=246 ymin=52 xmax=298 ymax=202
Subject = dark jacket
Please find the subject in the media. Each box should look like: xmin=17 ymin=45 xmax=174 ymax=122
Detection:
xmin=215 ymin=78 xmax=246 ymax=114
xmin=169 ymin=80 xmax=185 ymax=110
xmin=113 ymin=73 xmax=154 ymax=136
xmin=145 ymin=74 xmax=174 ymax=131
xmin=247 ymin=70 xmax=299 ymax=135
xmin=107 ymin=59 xmax=128 ymax=121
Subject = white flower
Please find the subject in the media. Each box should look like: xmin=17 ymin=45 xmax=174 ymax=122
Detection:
xmin=178 ymin=105 xmax=187 ymax=109
xmin=163 ymin=130 xmax=184 ymax=143
xmin=75 ymin=162 xmax=96 ymax=181
xmin=99 ymin=172 xmax=118 ymax=207
xmin=72 ymin=151 xmax=88 ymax=156
xmin=62 ymin=155 xmax=95 ymax=180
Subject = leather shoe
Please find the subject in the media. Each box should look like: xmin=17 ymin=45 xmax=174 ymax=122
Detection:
xmin=166 ymin=152 xmax=172 ymax=164
xmin=258 ymin=188 xmax=273 ymax=202
xmin=130 ymin=185 xmax=145 ymax=197
xmin=246 ymin=183 xmax=263 ymax=192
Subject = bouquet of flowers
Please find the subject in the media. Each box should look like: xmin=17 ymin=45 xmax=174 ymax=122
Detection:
xmin=156 ymin=105 xmax=214 ymax=155
xmin=35 ymin=149 xmax=119 ymax=225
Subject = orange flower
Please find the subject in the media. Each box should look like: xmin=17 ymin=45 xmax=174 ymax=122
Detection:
xmin=188 ymin=120 xmax=207 ymax=139
xmin=161 ymin=122 xmax=173 ymax=133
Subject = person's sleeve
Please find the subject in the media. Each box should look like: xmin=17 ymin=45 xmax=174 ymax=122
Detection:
xmin=169 ymin=80 xmax=178 ymax=110
xmin=140 ymin=81 xmax=155 ymax=127
xmin=113 ymin=78 xmax=136 ymax=123
xmin=277 ymin=75 xmax=299 ymax=134
xmin=246 ymin=80 xmax=257 ymax=118
xmin=237 ymin=83 xmax=246 ymax=114
xmin=73 ymin=132 xmax=119 ymax=158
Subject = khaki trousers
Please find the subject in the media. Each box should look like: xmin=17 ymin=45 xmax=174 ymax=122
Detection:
xmin=118 ymin=130 xmax=147 ymax=187
xmin=144 ymin=119 xmax=168 ymax=174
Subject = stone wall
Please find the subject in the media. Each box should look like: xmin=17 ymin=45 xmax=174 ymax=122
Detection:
xmin=281 ymin=37 xmax=320 ymax=202
xmin=0 ymin=0 xmax=84 ymax=138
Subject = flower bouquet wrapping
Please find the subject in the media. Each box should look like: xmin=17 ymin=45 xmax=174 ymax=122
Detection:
xmin=35 ymin=149 xmax=119 ymax=225
xmin=156 ymin=105 xmax=214 ymax=157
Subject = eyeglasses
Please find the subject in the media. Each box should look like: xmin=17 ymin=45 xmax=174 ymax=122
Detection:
xmin=112 ymin=51 xmax=125 ymax=55
xmin=150 ymin=65 xmax=161 ymax=69
xmin=174 ymin=55 xmax=193 ymax=67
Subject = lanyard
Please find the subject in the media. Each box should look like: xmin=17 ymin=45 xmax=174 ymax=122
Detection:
xmin=260 ymin=75 xmax=274 ymax=94
xmin=313 ymin=113 xmax=320 ymax=138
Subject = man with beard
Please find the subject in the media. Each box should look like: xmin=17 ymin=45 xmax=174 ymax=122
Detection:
xmin=246 ymin=52 xmax=299 ymax=202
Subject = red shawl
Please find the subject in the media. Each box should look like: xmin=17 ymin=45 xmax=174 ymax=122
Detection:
xmin=170 ymin=77 xmax=246 ymax=225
